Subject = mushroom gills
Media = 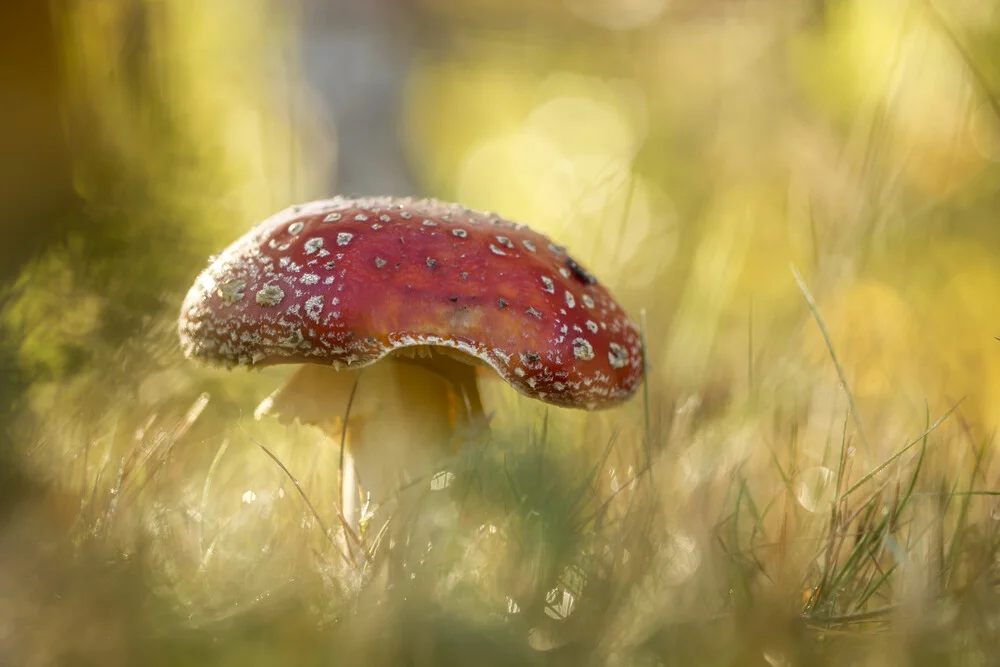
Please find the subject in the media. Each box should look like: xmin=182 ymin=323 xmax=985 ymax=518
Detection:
xmin=388 ymin=345 xmax=487 ymax=424
xmin=254 ymin=356 xmax=484 ymax=530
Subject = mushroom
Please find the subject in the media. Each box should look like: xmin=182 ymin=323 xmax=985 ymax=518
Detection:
xmin=178 ymin=196 xmax=643 ymax=534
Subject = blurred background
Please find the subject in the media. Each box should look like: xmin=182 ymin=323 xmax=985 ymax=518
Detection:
xmin=4 ymin=0 xmax=1000 ymax=665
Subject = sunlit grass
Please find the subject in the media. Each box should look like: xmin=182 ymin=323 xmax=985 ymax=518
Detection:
xmin=12 ymin=291 xmax=997 ymax=665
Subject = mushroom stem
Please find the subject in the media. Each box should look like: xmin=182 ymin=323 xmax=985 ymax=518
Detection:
xmin=255 ymin=356 xmax=477 ymax=536
xmin=340 ymin=437 xmax=358 ymax=532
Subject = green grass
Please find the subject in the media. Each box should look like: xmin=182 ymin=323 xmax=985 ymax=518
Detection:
xmin=18 ymin=355 xmax=997 ymax=666
xmin=6 ymin=233 xmax=1000 ymax=667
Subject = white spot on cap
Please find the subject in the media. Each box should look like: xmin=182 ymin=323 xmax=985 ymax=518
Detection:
xmin=354 ymin=214 xmax=368 ymax=222
xmin=572 ymin=338 xmax=595 ymax=361
xmin=541 ymin=276 xmax=555 ymax=293
xmin=400 ymin=211 xmax=413 ymax=219
xmin=218 ymin=279 xmax=246 ymax=306
xmin=256 ymin=284 xmax=284 ymax=307
xmin=452 ymin=229 xmax=468 ymax=238
xmin=565 ymin=291 xmax=576 ymax=308
xmin=582 ymin=294 xmax=595 ymax=309
xmin=495 ymin=235 xmax=514 ymax=249
xmin=526 ymin=307 xmax=542 ymax=319
xmin=379 ymin=214 xmax=391 ymax=222
xmin=422 ymin=219 xmax=437 ymax=227
xmin=586 ymin=320 xmax=599 ymax=333
xmin=375 ymin=257 xmax=387 ymax=268
xmin=559 ymin=267 xmax=572 ymax=279
xmin=304 ymin=237 xmax=324 ymax=254
xmin=305 ymin=295 xmax=324 ymax=322
xmin=301 ymin=273 xmax=319 ymax=285
xmin=523 ymin=240 xmax=537 ymax=252
xmin=288 ymin=222 xmax=304 ymax=235
xmin=323 ymin=212 xmax=342 ymax=222
xmin=489 ymin=244 xmax=507 ymax=256
xmin=609 ymin=343 xmax=629 ymax=369
xmin=337 ymin=232 xmax=353 ymax=246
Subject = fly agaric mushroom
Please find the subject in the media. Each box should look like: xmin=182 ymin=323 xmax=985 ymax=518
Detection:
xmin=178 ymin=196 xmax=643 ymax=530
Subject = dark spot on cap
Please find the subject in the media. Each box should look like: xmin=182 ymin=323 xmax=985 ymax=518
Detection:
xmin=566 ymin=257 xmax=598 ymax=285
xmin=448 ymin=296 xmax=459 ymax=302
xmin=498 ymin=298 xmax=508 ymax=309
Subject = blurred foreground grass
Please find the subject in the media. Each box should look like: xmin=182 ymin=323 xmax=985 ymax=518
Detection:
xmin=4 ymin=0 xmax=1000 ymax=665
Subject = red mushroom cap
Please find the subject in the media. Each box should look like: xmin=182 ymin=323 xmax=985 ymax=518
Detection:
xmin=179 ymin=197 xmax=643 ymax=409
